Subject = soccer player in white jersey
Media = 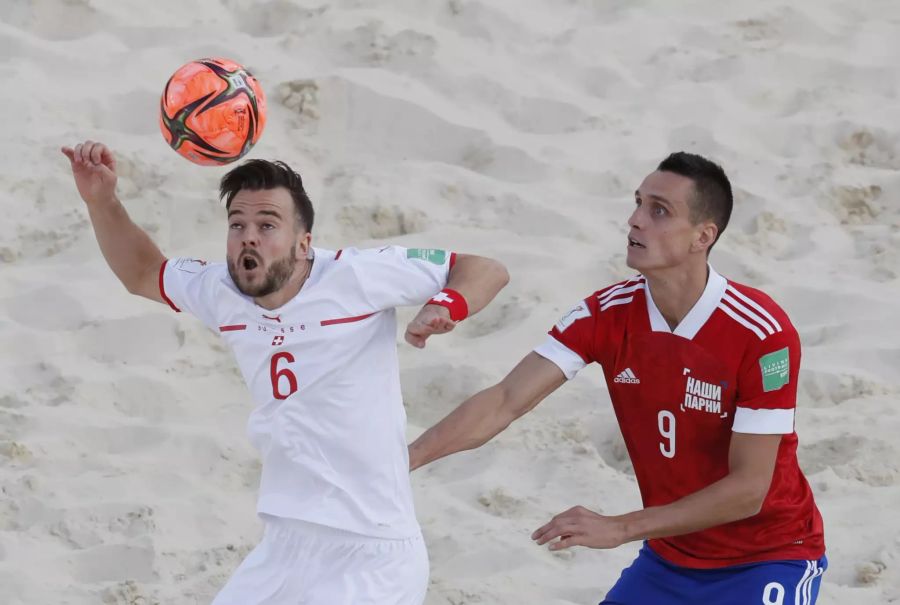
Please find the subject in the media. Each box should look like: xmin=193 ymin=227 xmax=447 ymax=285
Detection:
xmin=61 ymin=140 xmax=509 ymax=605
xmin=409 ymin=153 xmax=827 ymax=604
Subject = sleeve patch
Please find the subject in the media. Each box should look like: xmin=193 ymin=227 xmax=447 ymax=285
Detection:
xmin=406 ymin=248 xmax=446 ymax=265
xmin=173 ymin=258 xmax=209 ymax=274
xmin=759 ymin=347 xmax=790 ymax=392
xmin=555 ymin=302 xmax=591 ymax=332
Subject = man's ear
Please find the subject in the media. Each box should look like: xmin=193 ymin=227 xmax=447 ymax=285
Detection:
xmin=296 ymin=229 xmax=312 ymax=258
xmin=693 ymin=222 xmax=719 ymax=254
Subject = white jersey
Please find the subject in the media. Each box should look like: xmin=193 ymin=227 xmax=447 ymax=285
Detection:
xmin=160 ymin=246 xmax=455 ymax=539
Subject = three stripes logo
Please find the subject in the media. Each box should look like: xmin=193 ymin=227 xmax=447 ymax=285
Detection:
xmin=614 ymin=368 xmax=640 ymax=384
xmin=717 ymin=285 xmax=783 ymax=341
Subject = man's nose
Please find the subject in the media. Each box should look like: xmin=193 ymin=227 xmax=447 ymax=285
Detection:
xmin=241 ymin=229 xmax=259 ymax=247
xmin=627 ymin=207 xmax=643 ymax=230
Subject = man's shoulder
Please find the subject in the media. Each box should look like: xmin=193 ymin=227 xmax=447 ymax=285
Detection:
xmin=719 ymin=279 xmax=797 ymax=341
xmin=590 ymin=274 xmax=646 ymax=313
xmin=166 ymin=257 xmax=247 ymax=299
xmin=317 ymin=245 xmax=397 ymax=269
xmin=553 ymin=275 xmax=643 ymax=334
xmin=311 ymin=246 xmax=366 ymax=281
xmin=167 ymin=257 xmax=225 ymax=275
xmin=326 ymin=245 xmax=392 ymax=259
xmin=722 ymin=280 xmax=792 ymax=322
xmin=330 ymin=245 xmax=456 ymax=263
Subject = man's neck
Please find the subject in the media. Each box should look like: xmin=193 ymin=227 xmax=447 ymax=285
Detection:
xmin=643 ymin=262 xmax=710 ymax=331
xmin=255 ymin=257 xmax=314 ymax=311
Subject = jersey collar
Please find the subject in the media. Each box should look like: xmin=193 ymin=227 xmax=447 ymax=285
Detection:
xmin=644 ymin=265 xmax=727 ymax=339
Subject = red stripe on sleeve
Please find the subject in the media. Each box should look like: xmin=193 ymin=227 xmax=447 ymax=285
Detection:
xmin=219 ymin=324 xmax=247 ymax=332
xmin=335 ymin=249 xmax=343 ymax=260
xmin=449 ymin=252 xmax=457 ymax=270
xmin=158 ymin=259 xmax=181 ymax=312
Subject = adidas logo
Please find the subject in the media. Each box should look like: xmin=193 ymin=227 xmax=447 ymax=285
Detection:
xmin=614 ymin=368 xmax=640 ymax=384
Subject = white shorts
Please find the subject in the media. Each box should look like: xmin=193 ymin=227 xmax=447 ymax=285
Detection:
xmin=211 ymin=516 xmax=429 ymax=605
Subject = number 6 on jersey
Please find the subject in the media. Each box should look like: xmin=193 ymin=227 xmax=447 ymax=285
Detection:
xmin=271 ymin=352 xmax=299 ymax=400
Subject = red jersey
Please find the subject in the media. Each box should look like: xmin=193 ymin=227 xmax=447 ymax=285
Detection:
xmin=534 ymin=267 xmax=825 ymax=568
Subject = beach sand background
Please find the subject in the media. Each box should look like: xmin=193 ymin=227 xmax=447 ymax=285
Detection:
xmin=1 ymin=0 xmax=898 ymax=603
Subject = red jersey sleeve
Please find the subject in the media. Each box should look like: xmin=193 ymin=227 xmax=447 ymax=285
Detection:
xmin=732 ymin=301 xmax=801 ymax=434
xmin=534 ymin=296 xmax=599 ymax=379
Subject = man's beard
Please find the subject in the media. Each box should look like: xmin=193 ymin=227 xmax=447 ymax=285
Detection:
xmin=228 ymin=247 xmax=298 ymax=298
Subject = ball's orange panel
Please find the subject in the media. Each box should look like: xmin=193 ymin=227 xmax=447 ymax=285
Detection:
xmin=159 ymin=57 xmax=267 ymax=166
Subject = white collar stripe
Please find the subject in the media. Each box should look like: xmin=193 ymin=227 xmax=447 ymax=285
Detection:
xmin=596 ymin=276 xmax=643 ymax=299
xmin=598 ymin=280 xmax=645 ymax=304
xmin=600 ymin=296 xmax=635 ymax=312
xmin=721 ymin=293 xmax=778 ymax=335
xmin=718 ymin=303 xmax=767 ymax=340
xmin=725 ymin=285 xmax=783 ymax=331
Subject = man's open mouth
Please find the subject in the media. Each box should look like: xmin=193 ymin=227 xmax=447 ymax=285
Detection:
xmin=628 ymin=236 xmax=645 ymax=249
xmin=241 ymin=255 xmax=260 ymax=270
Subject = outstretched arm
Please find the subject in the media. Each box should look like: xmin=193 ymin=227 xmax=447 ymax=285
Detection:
xmin=409 ymin=352 xmax=567 ymax=470
xmin=404 ymin=253 xmax=509 ymax=348
xmin=62 ymin=141 xmax=166 ymax=303
xmin=532 ymin=432 xmax=782 ymax=550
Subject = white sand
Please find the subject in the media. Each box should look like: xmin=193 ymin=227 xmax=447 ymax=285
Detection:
xmin=1 ymin=0 xmax=898 ymax=603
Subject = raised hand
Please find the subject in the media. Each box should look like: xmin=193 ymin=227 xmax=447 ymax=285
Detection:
xmin=61 ymin=140 xmax=118 ymax=206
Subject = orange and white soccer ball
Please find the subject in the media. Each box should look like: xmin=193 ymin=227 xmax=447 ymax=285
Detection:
xmin=159 ymin=57 xmax=267 ymax=166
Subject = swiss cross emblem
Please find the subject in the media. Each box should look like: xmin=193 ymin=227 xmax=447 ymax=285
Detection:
xmin=272 ymin=335 xmax=285 ymax=346
xmin=431 ymin=291 xmax=454 ymax=303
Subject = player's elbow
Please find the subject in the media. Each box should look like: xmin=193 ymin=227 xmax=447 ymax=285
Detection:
xmin=464 ymin=255 xmax=509 ymax=290
xmin=492 ymin=259 xmax=510 ymax=290
xmin=125 ymin=260 xmax=165 ymax=299
xmin=493 ymin=381 xmax=534 ymax=432
xmin=742 ymin=497 xmax=765 ymax=519
xmin=735 ymin=477 xmax=771 ymax=519
xmin=123 ymin=278 xmax=143 ymax=296
xmin=465 ymin=383 xmax=517 ymax=448
xmin=124 ymin=276 xmax=154 ymax=299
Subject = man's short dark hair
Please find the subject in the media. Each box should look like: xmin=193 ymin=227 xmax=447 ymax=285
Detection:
xmin=220 ymin=159 xmax=315 ymax=232
xmin=657 ymin=152 xmax=732 ymax=249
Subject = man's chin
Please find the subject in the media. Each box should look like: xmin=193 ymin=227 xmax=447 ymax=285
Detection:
xmin=625 ymin=253 xmax=656 ymax=275
xmin=624 ymin=255 xmax=643 ymax=272
xmin=234 ymin=274 xmax=267 ymax=297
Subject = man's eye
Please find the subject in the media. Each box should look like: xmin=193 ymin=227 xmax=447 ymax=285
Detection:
xmin=230 ymin=223 xmax=243 ymax=230
xmin=262 ymin=224 xmax=275 ymax=230
xmin=654 ymin=206 xmax=667 ymax=216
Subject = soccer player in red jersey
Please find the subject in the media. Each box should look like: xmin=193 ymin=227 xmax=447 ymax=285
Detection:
xmin=409 ymin=152 xmax=827 ymax=605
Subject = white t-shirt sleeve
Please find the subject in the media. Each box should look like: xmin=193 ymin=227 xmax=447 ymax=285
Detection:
xmin=534 ymin=336 xmax=588 ymax=380
xmin=342 ymin=246 xmax=454 ymax=310
xmin=532 ymin=297 xmax=598 ymax=380
xmin=160 ymin=258 xmax=228 ymax=329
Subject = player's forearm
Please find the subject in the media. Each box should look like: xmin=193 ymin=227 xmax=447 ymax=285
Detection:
xmin=409 ymin=383 xmax=512 ymax=471
xmin=446 ymin=255 xmax=509 ymax=316
xmin=86 ymin=197 xmax=166 ymax=294
xmin=617 ymin=472 xmax=767 ymax=542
